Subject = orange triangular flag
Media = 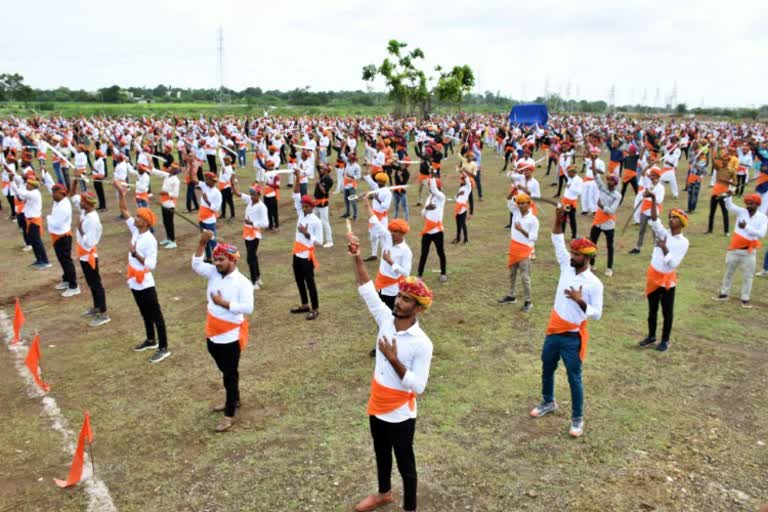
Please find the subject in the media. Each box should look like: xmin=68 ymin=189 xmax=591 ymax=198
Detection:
xmin=12 ymin=298 xmax=25 ymax=344
xmin=24 ymin=334 xmax=50 ymax=392
xmin=54 ymin=411 xmax=93 ymax=488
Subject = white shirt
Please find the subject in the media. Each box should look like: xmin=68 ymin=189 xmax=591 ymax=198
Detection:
xmin=421 ymin=178 xmax=445 ymax=234
xmin=725 ymin=197 xmax=768 ymax=244
xmin=358 ymin=281 xmax=432 ymax=423
xmin=93 ymin=158 xmax=106 ymax=178
xmin=511 ymin=211 xmax=539 ymax=246
xmin=11 ymin=184 xmax=43 ymax=218
xmin=198 ymin=182 xmax=222 ymax=224
xmin=219 ymin=165 xmax=234 ymax=189
xmin=191 ymin=256 xmax=254 ymax=344
xmin=152 ymin=170 xmax=180 ymax=208
xmin=46 ymin=196 xmax=72 ymax=235
xmin=551 ymin=233 xmax=603 ymax=329
xmin=114 ymin=161 xmax=133 ymax=182
xmin=663 ymin=147 xmax=681 ymax=169
xmin=292 ymin=193 xmax=323 ymax=256
xmin=649 ymin=219 xmax=689 ymax=276
xmin=126 ymin=218 xmax=158 ymax=291
xmin=641 ymin=183 xmax=665 ymax=214
xmin=204 ymin=135 xmax=219 ymax=155
xmin=73 ymin=197 xmax=102 ymax=258
xmin=563 ymin=174 xmax=583 ymax=201
xmin=239 ymin=193 xmax=269 ymax=240
xmin=344 ymin=163 xmax=361 ymax=189
xmin=369 ymin=214 xmax=413 ymax=296
xmin=455 ymin=180 xmax=472 ymax=215
xmin=74 ymin=152 xmax=88 ymax=170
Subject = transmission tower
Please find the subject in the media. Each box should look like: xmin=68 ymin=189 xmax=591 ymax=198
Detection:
xmin=217 ymin=26 xmax=224 ymax=103
xmin=608 ymin=83 xmax=616 ymax=108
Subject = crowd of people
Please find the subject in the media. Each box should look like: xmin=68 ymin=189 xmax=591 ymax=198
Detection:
xmin=2 ymin=111 xmax=767 ymax=512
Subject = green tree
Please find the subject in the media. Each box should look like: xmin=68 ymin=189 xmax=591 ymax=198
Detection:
xmin=433 ymin=65 xmax=475 ymax=106
xmin=0 ymin=73 xmax=34 ymax=101
xmin=99 ymin=85 xmax=124 ymax=103
xmin=362 ymin=39 xmax=428 ymax=117
xmin=675 ymin=103 xmax=688 ymax=115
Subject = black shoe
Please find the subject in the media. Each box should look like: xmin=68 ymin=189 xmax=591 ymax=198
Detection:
xmin=656 ymin=340 xmax=670 ymax=352
xmin=629 ymin=248 xmax=641 ymax=254
xmin=134 ymin=340 xmax=159 ymax=352
xmin=363 ymin=255 xmax=378 ymax=262
xmin=521 ymin=301 xmax=533 ymax=313
xmin=497 ymin=295 xmax=517 ymax=304
xmin=149 ymin=348 xmax=171 ymax=363
xmin=462 ymin=240 xmax=469 ymax=245
xmin=638 ymin=337 xmax=657 ymax=347
xmin=450 ymin=239 xmax=459 ymax=244
xmin=369 ymin=348 xmax=376 ymax=358
xmin=504 ymin=224 xmax=511 ymax=229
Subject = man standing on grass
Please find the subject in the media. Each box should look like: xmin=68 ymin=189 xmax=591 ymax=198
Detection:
xmin=290 ymin=169 xmax=323 ymax=321
xmin=40 ymin=170 xmax=80 ymax=297
xmin=638 ymin=196 xmax=689 ymax=352
xmin=192 ymin=230 xmax=253 ymax=432
xmin=498 ymin=193 xmax=539 ymax=312
xmin=530 ymin=206 xmax=603 ymax=438
xmin=346 ymin=228 xmax=433 ymax=512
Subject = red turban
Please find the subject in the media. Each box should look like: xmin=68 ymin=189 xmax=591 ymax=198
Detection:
xmin=135 ymin=207 xmax=157 ymax=227
xmin=745 ymin=193 xmax=762 ymax=206
xmin=81 ymin=192 xmax=97 ymax=205
xmin=249 ymin=185 xmax=262 ymax=195
xmin=570 ymin=237 xmax=598 ymax=256
xmin=399 ymin=276 xmax=433 ymax=309
xmin=204 ymin=172 xmax=217 ymax=181
xmin=212 ymin=243 xmax=240 ymax=261
xmin=300 ymin=194 xmax=315 ymax=206
xmin=388 ymin=219 xmax=410 ymax=233
xmin=52 ymin=184 xmax=68 ymax=194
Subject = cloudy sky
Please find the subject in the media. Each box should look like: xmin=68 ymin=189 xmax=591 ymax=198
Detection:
xmin=3 ymin=0 xmax=766 ymax=107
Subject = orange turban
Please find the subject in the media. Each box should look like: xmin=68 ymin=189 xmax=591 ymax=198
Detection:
xmin=669 ymin=208 xmax=688 ymax=228
xmin=515 ymin=192 xmax=531 ymax=204
xmin=135 ymin=207 xmax=157 ymax=227
xmin=212 ymin=243 xmax=240 ymax=261
xmin=570 ymin=237 xmax=598 ymax=256
xmin=388 ymin=219 xmax=410 ymax=234
xmin=374 ymin=172 xmax=389 ymax=184
xmin=744 ymin=193 xmax=762 ymax=206
xmin=399 ymin=276 xmax=433 ymax=309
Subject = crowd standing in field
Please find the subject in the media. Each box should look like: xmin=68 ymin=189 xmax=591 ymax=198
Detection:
xmin=2 ymin=112 xmax=767 ymax=511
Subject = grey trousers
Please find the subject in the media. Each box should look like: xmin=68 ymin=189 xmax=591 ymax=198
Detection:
xmin=720 ymin=249 xmax=756 ymax=301
xmin=509 ymin=257 xmax=532 ymax=302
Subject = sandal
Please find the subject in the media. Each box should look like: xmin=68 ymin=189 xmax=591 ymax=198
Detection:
xmin=290 ymin=305 xmax=310 ymax=314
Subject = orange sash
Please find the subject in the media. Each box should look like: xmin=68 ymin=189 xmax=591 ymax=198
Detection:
xmin=686 ymin=173 xmax=701 ymax=185
xmin=92 ymin=173 xmax=105 ymax=180
xmin=608 ymin=161 xmax=620 ymax=174
xmin=198 ymin=205 xmax=218 ymax=223
xmin=622 ymin=168 xmax=637 ymax=183
xmin=645 ymin=265 xmax=677 ymax=296
xmin=76 ymin=243 xmax=97 ymax=269
xmin=431 ymin=162 xmax=441 ymax=170
xmin=583 ymin=176 xmax=594 ymax=182
xmin=420 ymin=218 xmax=443 ymax=235
xmin=712 ymin=183 xmax=729 ymax=196
xmin=641 ymin=198 xmax=663 ymax=214
xmin=264 ymin=184 xmax=280 ymax=200
xmin=205 ymin=312 xmax=249 ymax=351
xmin=315 ymin=198 xmax=329 ymax=207
xmin=507 ymin=239 xmax=533 ymax=267
xmin=293 ymin=240 xmax=319 ymax=268
xmin=242 ymin=224 xmax=261 ymax=240
xmin=25 ymin=216 xmax=42 ymax=234
xmin=661 ymin=166 xmax=676 ymax=175
xmin=561 ymin=197 xmax=577 ymax=209
xmin=217 ymin=181 xmax=230 ymax=191
xmin=592 ymin=208 xmax=615 ymax=226
xmin=728 ymin=232 xmax=762 ymax=254
xmin=545 ymin=309 xmax=589 ymax=361
xmin=160 ymin=192 xmax=177 ymax=206
xmin=454 ymin=201 xmax=468 ymax=217
xmin=51 ymin=230 xmax=72 ymax=245
xmin=367 ymin=378 xmax=415 ymax=416
xmin=13 ymin=198 xmax=24 ymax=210
xmin=756 ymin=174 xmax=768 ymax=186
xmin=126 ymin=264 xmax=146 ymax=285
xmin=343 ymin=176 xmax=358 ymax=188
xmin=371 ymin=165 xmax=383 ymax=174
xmin=418 ymin=174 xmax=430 ymax=183
xmin=369 ymin=209 xmax=388 ymax=229
xmin=374 ymin=271 xmax=403 ymax=291
xmin=135 ymin=192 xmax=149 ymax=201
xmin=530 ymin=201 xmax=539 ymax=217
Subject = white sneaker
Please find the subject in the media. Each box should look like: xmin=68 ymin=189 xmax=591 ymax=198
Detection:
xmin=159 ymin=239 xmax=169 ymax=246
xmin=164 ymin=241 xmax=177 ymax=249
xmin=605 ymin=268 xmax=613 ymax=277
xmin=756 ymin=270 xmax=768 ymax=277
xmin=253 ymin=282 xmax=261 ymax=291
xmin=62 ymin=287 xmax=81 ymax=298
xmin=256 ymin=278 xmax=263 ymax=287
xmin=22 ymin=245 xmax=32 ymax=252
xmin=322 ymin=242 xmax=334 ymax=248
xmin=569 ymin=417 xmax=585 ymax=437
xmin=54 ymin=281 xmax=69 ymax=290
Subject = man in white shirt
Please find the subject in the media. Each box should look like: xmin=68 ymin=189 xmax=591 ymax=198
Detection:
xmin=630 ymin=169 xmax=665 ymax=254
xmin=560 ymin=165 xmax=583 ymax=239
xmin=232 ymin=179 xmax=269 ymax=290
xmin=530 ymin=207 xmax=603 ymax=437
xmin=41 ymin=171 xmax=79 ymax=296
xmin=116 ymin=186 xmax=170 ymax=363
xmin=659 ymin=138 xmax=681 ymax=199
xmin=364 ymin=172 xmax=393 ymax=261
xmin=712 ymin=193 xmax=767 ymax=308
xmin=152 ymin=162 xmax=181 ymax=249
xmin=92 ymin=150 xmax=108 ymax=210
xmin=341 ymin=154 xmax=361 ymax=220
xmin=290 ymin=169 xmax=323 ymax=320
xmin=346 ymin=230 xmax=433 ymax=512
xmin=417 ymin=175 xmax=447 ymax=282
xmin=498 ymin=193 xmax=539 ymax=312
xmin=195 ymin=172 xmax=223 ymax=260
xmin=366 ymin=202 xmax=413 ymax=313
xmin=11 ymin=174 xmax=51 ymax=268
xmin=192 ymin=231 xmax=254 ymax=432
xmin=589 ymin=171 xmax=622 ymax=277
xmin=638 ymin=200 xmax=689 ymax=352
xmin=218 ymin=156 xmax=236 ymax=220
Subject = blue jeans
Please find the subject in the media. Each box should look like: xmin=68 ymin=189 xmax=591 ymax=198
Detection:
xmin=299 ymin=183 xmax=308 ymax=196
xmin=343 ymin=188 xmax=358 ymax=219
xmin=199 ymin=221 xmax=217 ymax=259
xmin=237 ymin=149 xmax=246 ymax=167
xmin=53 ymin=161 xmax=64 ymax=184
xmin=475 ymin=169 xmax=483 ymax=199
xmin=394 ymin=192 xmax=409 ymax=220
xmin=541 ymin=333 xmax=584 ymax=419
xmin=136 ymin=199 xmax=148 ymax=208
xmin=763 ymin=250 xmax=768 ymax=271
xmin=687 ymin=181 xmax=701 ymax=212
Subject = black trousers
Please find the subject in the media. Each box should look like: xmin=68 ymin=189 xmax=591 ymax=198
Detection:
xmin=647 ymin=286 xmax=675 ymax=342
xmin=186 ymin=182 xmax=199 ymax=211
xmin=80 ymin=259 xmax=107 ymax=313
xmin=206 ymin=154 xmax=218 ymax=173
xmin=293 ymin=255 xmax=319 ymax=309
xmin=221 ymin=187 xmax=235 ymax=218
xmin=708 ymin=195 xmax=729 ymax=234
xmin=206 ymin=339 xmax=240 ymax=417
xmin=589 ymin=226 xmax=614 ymax=269
xmin=5 ymin=193 xmax=15 ymax=216
xmin=468 ymin=189 xmax=474 ymax=215
xmin=27 ymin=223 xmax=49 ymax=264
xmin=455 ymin=212 xmax=468 ymax=242
xmin=561 ymin=207 xmax=577 ymax=238
xmin=131 ymin=287 xmax=167 ymax=349
xmin=546 ymin=157 xmax=557 ymax=175
xmin=418 ymin=231 xmax=446 ymax=276
xmin=370 ymin=416 xmax=417 ymax=511
xmin=264 ymin=196 xmax=279 ymax=229
xmin=556 ymin=175 xmax=567 ymax=196
xmin=620 ymin=178 xmax=638 ymax=204
xmin=53 ymin=235 xmax=77 ymax=288
xmin=161 ymin=206 xmax=175 ymax=242
xmin=94 ymin=180 xmax=106 ymax=210
xmin=245 ymin=238 xmax=260 ymax=283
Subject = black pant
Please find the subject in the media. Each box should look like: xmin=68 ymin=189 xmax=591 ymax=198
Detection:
xmin=186 ymin=183 xmax=199 ymax=211
xmin=561 ymin=207 xmax=577 ymax=238
xmin=455 ymin=212 xmax=468 ymax=242
xmin=5 ymin=193 xmax=15 ymax=216
xmin=264 ymin=196 xmax=279 ymax=229
xmin=94 ymin=180 xmax=106 ymax=210
xmin=206 ymin=154 xmax=218 ymax=173
xmin=589 ymin=226 xmax=614 ymax=269
xmin=80 ymin=259 xmax=107 ymax=313
xmin=708 ymin=195 xmax=729 ymax=233
xmin=475 ymin=170 xmax=483 ymax=199
xmin=16 ymin=213 xmax=31 ymax=246
xmin=379 ymin=292 xmax=396 ymax=311
xmin=620 ymin=178 xmax=638 ymax=205
xmin=370 ymin=416 xmax=417 ymax=512
xmin=131 ymin=287 xmax=167 ymax=349
xmin=221 ymin=187 xmax=235 ymax=218
xmin=161 ymin=206 xmax=175 ymax=242
xmin=418 ymin=231 xmax=446 ymax=276
xmin=206 ymin=339 xmax=240 ymax=417
xmin=245 ymin=238 xmax=260 ymax=283
xmin=27 ymin=223 xmax=49 ymax=264
xmin=293 ymin=255 xmax=319 ymax=309
xmin=53 ymin=235 xmax=77 ymax=288
xmin=647 ymin=286 xmax=675 ymax=342
xmin=468 ymin=189 xmax=474 ymax=216
xmin=556 ymin=175 xmax=567 ymax=196
xmin=546 ymin=157 xmax=557 ymax=175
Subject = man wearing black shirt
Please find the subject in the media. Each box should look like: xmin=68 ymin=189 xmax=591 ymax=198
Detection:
xmin=314 ymin=164 xmax=334 ymax=248
xmin=393 ymin=163 xmax=410 ymax=221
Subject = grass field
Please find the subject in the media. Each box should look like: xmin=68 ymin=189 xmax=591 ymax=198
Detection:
xmin=1 ymin=142 xmax=767 ymax=512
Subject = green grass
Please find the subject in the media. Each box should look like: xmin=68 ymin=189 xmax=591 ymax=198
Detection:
xmin=1 ymin=143 xmax=766 ymax=511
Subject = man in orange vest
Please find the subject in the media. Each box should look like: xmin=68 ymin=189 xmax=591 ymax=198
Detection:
xmin=498 ymin=193 xmax=539 ymax=312
xmin=192 ymin=230 xmax=254 ymax=432
xmin=346 ymin=229 xmax=433 ymax=512
xmin=530 ymin=206 xmax=603 ymax=437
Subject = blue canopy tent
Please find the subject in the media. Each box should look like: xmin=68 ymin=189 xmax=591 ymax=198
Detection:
xmin=508 ymin=103 xmax=549 ymax=127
